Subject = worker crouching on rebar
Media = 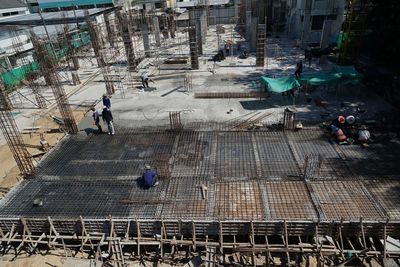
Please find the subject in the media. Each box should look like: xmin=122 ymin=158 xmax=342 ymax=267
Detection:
xmin=142 ymin=165 xmax=159 ymax=189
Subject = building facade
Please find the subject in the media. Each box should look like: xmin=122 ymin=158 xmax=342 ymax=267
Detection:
xmin=286 ymin=0 xmax=345 ymax=48
xmin=27 ymin=0 xmax=115 ymax=12
xmin=0 ymin=0 xmax=29 ymax=17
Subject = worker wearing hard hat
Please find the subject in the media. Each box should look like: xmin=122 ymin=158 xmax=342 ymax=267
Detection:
xmin=142 ymin=165 xmax=159 ymax=189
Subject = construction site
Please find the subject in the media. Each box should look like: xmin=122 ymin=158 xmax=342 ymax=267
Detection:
xmin=0 ymin=0 xmax=399 ymax=266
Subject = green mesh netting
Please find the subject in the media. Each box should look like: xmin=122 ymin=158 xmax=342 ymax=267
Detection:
xmin=1 ymin=33 xmax=91 ymax=89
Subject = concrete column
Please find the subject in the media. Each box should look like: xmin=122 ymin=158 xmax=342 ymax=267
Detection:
xmin=301 ymin=0 xmax=312 ymax=48
xmin=141 ymin=23 xmax=151 ymax=57
xmin=320 ymin=19 xmax=333 ymax=49
xmin=153 ymin=16 xmax=161 ymax=47
xmin=200 ymin=10 xmax=207 ymax=44
xmin=246 ymin=11 xmax=252 ymax=42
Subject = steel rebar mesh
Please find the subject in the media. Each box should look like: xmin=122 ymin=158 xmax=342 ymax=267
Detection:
xmin=310 ymin=180 xmax=384 ymax=221
xmin=0 ymin=127 xmax=398 ymax=224
xmin=214 ymin=181 xmax=264 ymax=220
xmin=261 ymin=181 xmax=318 ymax=220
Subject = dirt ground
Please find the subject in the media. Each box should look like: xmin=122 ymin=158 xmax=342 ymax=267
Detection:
xmin=0 ymin=109 xmax=87 ymax=197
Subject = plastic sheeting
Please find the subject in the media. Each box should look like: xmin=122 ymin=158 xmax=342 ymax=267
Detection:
xmin=260 ymin=65 xmax=362 ymax=92
xmin=260 ymin=76 xmax=300 ymax=93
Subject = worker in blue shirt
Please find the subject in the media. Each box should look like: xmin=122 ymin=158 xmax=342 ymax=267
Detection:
xmin=102 ymin=94 xmax=111 ymax=109
xmin=142 ymin=165 xmax=159 ymax=188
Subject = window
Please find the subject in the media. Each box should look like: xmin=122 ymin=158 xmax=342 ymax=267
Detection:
xmin=2 ymin=12 xmax=11 ymax=17
xmin=30 ymin=3 xmax=39 ymax=6
xmin=11 ymin=11 xmax=19 ymax=15
xmin=96 ymin=3 xmax=113 ymax=8
xmin=311 ymin=15 xmax=324 ymax=30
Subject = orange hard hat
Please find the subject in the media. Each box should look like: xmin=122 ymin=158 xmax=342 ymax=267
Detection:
xmin=338 ymin=116 xmax=345 ymax=124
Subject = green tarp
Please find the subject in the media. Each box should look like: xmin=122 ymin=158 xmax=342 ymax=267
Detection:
xmin=260 ymin=76 xmax=300 ymax=93
xmin=260 ymin=65 xmax=362 ymax=92
xmin=298 ymin=72 xmax=342 ymax=86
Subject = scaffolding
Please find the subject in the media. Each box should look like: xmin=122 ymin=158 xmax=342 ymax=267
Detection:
xmin=256 ymin=24 xmax=266 ymax=67
xmin=338 ymin=0 xmax=371 ymax=65
xmin=30 ymin=32 xmax=78 ymax=134
xmin=0 ymin=81 xmax=34 ymax=177
xmin=8 ymin=28 xmax=47 ymax=109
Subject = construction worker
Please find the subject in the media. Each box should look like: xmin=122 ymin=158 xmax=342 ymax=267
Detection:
xmin=142 ymin=165 xmax=159 ymax=189
xmin=330 ymin=115 xmax=346 ymax=133
xmin=358 ymin=125 xmax=371 ymax=143
xmin=141 ymin=72 xmax=149 ymax=88
xmin=102 ymin=94 xmax=111 ymax=109
xmin=101 ymin=106 xmax=115 ymax=136
xmin=294 ymin=61 xmax=303 ymax=79
xmin=91 ymin=107 xmax=103 ymax=134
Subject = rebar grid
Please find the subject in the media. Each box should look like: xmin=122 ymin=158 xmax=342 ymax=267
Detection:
xmin=365 ymin=180 xmax=400 ymax=220
xmin=171 ymin=131 xmax=213 ymax=178
xmin=311 ymin=181 xmax=384 ymax=220
xmin=216 ymin=132 xmax=258 ymax=179
xmin=254 ymin=131 xmax=301 ymax=178
xmin=0 ymin=128 xmax=398 ymax=225
xmin=262 ymin=181 xmax=318 ymax=220
xmin=215 ymin=181 xmax=264 ymax=220
xmin=162 ymin=177 xmax=209 ymax=219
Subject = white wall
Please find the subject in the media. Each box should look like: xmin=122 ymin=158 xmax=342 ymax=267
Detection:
xmin=286 ymin=0 xmax=345 ymax=46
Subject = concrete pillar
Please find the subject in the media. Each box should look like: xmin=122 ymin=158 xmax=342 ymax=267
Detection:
xmin=153 ymin=16 xmax=161 ymax=47
xmin=200 ymin=10 xmax=207 ymax=44
xmin=249 ymin=17 xmax=258 ymax=52
xmin=301 ymin=0 xmax=312 ymax=48
xmin=141 ymin=23 xmax=151 ymax=58
xmin=320 ymin=19 xmax=333 ymax=49
xmin=245 ymin=11 xmax=252 ymax=42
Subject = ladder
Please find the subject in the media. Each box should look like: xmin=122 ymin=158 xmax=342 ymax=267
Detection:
xmin=108 ymin=238 xmax=125 ymax=267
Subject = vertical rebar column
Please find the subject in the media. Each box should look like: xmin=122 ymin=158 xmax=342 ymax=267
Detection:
xmin=256 ymin=24 xmax=266 ymax=67
xmin=303 ymin=154 xmax=322 ymax=180
xmin=141 ymin=23 xmax=151 ymax=58
xmin=153 ymin=16 xmax=161 ymax=47
xmin=104 ymin=13 xmax=115 ymax=48
xmin=116 ymin=9 xmax=137 ymax=72
xmin=188 ymin=27 xmax=199 ymax=70
xmin=283 ymin=108 xmax=295 ymax=131
xmin=0 ymin=80 xmax=35 ymax=177
xmin=168 ymin=14 xmax=176 ymax=39
xmin=30 ymin=32 xmax=53 ymax=87
xmin=161 ymin=14 xmax=169 ymax=39
xmin=85 ymin=11 xmax=105 ymax=68
xmin=195 ymin=18 xmax=203 ymax=55
xmin=31 ymin=34 xmax=78 ymax=134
